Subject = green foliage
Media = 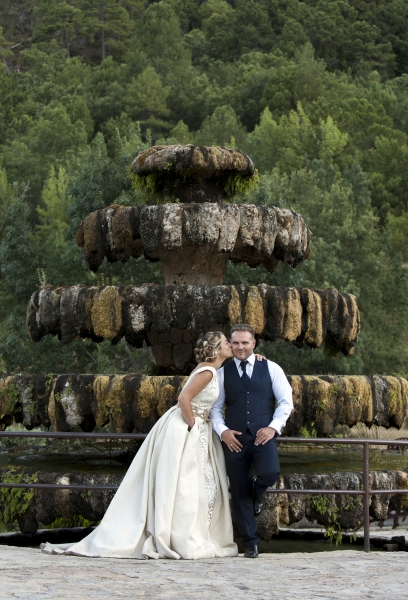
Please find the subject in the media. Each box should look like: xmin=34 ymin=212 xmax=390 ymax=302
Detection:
xmin=43 ymin=514 xmax=100 ymax=529
xmin=308 ymin=494 xmax=342 ymax=546
xmin=0 ymin=0 xmax=408 ymax=375
xmin=194 ymin=105 xmax=247 ymax=148
xmin=300 ymin=422 xmax=317 ymax=439
xmin=224 ymin=170 xmax=260 ymax=198
xmin=0 ymin=383 xmax=20 ymax=419
xmin=0 ymin=468 xmax=38 ymax=533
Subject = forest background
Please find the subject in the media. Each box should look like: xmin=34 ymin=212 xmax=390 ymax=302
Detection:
xmin=1 ymin=0 xmax=408 ymax=377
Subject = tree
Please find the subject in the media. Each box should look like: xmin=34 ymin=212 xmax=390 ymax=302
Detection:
xmin=194 ymin=105 xmax=247 ymax=148
xmin=124 ymin=66 xmax=171 ymax=136
xmin=126 ymin=1 xmax=190 ymax=81
xmin=34 ymin=0 xmax=92 ymax=58
xmin=82 ymin=0 xmax=133 ymax=62
xmin=0 ymin=26 xmax=13 ymax=73
xmin=0 ymin=168 xmax=13 ymax=236
xmin=36 ymin=165 xmax=69 ymax=246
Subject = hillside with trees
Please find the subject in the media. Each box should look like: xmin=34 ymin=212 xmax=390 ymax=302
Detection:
xmin=1 ymin=0 xmax=408 ymax=376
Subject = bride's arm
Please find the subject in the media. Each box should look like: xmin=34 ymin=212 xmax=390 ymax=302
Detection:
xmin=178 ymin=370 xmax=213 ymax=430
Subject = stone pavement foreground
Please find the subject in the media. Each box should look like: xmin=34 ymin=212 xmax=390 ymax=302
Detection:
xmin=0 ymin=547 xmax=406 ymax=600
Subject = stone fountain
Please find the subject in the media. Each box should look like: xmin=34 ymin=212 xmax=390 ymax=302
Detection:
xmin=2 ymin=144 xmax=408 ymax=539
xmin=26 ymin=145 xmax=359 ymax=375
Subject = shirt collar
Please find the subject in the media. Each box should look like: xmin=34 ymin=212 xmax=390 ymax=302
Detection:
xmin=234 ymin=353 xmax=255 ymax=367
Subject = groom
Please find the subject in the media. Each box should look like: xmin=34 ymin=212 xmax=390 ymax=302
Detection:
xmin=210 ymin=323 xmax=293 ymax=558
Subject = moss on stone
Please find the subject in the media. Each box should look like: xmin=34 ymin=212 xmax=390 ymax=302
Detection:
xmin=156 ymin=382 xmax=178 ymax=416
xmin=91 ymin=287 xmax=123 ymax=340
xmin=244 ymin=286 xmax=265 ymax=334
xmin=302 ymin=289 xmax=324 ymax=347
xmin=0 ymin=377 xmax=20 ymax=423
xmin=228 ymin=286 xmax=242 ymax=325
xmin=395 ymin=471 xmax=408 ymax=511
xmin=282 ymin=288 xmax=302 ymax=342
xmin=138 ymin=378 xmax=155 ymax=419
xmin=93 ymin=376 xmax=112 ymax=427
xmin=131 ymin=145 xmax=256 ymax=203
xmin=385 ymin=376 xmax=404 ymax=427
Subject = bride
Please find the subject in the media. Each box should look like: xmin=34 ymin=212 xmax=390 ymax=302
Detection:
xmin=42 ymin=331 xmax=251 ymax=560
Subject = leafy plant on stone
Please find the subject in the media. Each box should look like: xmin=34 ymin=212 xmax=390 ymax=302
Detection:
xmin=0 ymin=468 xmax=38 ymax=533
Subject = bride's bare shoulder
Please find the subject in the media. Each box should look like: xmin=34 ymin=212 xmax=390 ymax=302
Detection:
xmin=189 ymin=363 xmax=216 ymax=377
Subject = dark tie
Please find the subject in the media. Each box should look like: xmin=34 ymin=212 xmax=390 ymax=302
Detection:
xmin=240 ymin=360 xmax=249 ymax=380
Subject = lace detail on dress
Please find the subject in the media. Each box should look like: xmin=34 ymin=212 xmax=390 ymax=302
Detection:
xmin=199 ymin=422 xmax=217 ymax=532
xmin=187 ymin=366 xmax=219 ymax=532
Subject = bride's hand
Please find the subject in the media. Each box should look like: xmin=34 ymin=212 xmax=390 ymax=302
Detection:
xmin=254 ymin=353 xmax=267 ymax=361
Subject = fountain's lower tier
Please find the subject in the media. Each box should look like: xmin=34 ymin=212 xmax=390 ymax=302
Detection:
xmin=4 ymin=466 xmax=407 ymax=537
xmin=1 ymin=374 xmax=406 ymax=434
xmin=27 ymin=284 xmax=359 ymax=374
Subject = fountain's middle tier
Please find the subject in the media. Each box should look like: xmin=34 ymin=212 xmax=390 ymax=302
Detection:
xmin=27 ymin=284 xmax=359 ymax=374
xmin=76 ymin=203 xmax=311 ymax=284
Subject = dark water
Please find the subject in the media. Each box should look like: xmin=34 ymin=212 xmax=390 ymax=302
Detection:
xmin=0 ymin=528 xmax=384 ymax=552
xmin=260 ymin=539 xmax=382 ymax=553
xmin=1 ymin=442 xmax=406 ymax=475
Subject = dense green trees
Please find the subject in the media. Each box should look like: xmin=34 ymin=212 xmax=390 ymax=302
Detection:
xmin=1 ymin=0 xmax=408 ymax=375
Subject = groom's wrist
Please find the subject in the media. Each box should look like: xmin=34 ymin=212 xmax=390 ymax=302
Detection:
xmin=219 ymin=425 xmax=229 ymax=441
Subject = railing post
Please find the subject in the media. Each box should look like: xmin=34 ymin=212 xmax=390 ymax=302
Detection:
xmin=363 ymin=442 xmax=370 ymax=553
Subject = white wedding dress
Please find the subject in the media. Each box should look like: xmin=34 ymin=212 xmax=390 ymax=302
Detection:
xmin=41 ymin=366 xmax=238 ymax=559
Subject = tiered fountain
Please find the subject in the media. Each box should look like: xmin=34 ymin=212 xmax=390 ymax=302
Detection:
xmin=1 ymin=145 xmax=408 ymax=539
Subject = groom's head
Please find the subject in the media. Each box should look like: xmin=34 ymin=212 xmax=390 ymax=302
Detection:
xmin=230 ymin=324 xmax=256 ymax=360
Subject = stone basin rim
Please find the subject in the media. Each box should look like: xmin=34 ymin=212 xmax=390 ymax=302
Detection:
xmin=131 ymin=144 xmax=255 ymax=176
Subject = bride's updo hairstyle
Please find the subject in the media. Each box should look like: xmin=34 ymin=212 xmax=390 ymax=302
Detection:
xmin=195 ymin=331 xmax=223 ymax=363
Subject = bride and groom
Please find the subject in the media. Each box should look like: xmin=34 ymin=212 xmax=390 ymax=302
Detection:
xmin=42 ymin=324 xmax=293 ymax=559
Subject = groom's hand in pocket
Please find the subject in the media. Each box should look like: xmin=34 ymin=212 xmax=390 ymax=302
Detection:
xmin=221 ymin=429 xmax=243 ymax=452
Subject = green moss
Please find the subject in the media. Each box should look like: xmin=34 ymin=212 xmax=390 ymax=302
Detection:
xmin=300 ymin=421 xmax=317 ymax=438
xmin=131 ymin=172 xmax=161 ymax=202
xmin=224 ymin=169 xmax=260 ymax=197
xmin=45 ymin=373 xmax=54 ymax=396
xmin=131 ymin=168 xmax=259 ymax=202
xmin=308 ymin=493 xmax=342 ymax=546
xmin=43 ymin=515 xmax=100 ymax=529
xmin=0 ymin=468 xmax=38 ymax=532
xmin=0 ymin=383 xmax=20 ymax=419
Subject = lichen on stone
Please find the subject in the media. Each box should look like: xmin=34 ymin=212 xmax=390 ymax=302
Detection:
xmin=137 ymin=378 xmax=155 ymax=419
xmin=244 ymin=286 xmax=265 ymax=334
xmin=91 ymin=286 xmax=123 ymax=340
xmin=76 ymin=203 xmax=311 ymax=284
xmin=228 ymin=286 xmax=242 ymax=325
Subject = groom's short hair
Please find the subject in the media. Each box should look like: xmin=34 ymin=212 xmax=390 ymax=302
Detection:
xmin=230 ymin=323 xmax=255 ymax=338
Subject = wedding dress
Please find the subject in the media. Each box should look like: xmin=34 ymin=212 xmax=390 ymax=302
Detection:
xmin=41 ymin=366 xmax=238 ymax=559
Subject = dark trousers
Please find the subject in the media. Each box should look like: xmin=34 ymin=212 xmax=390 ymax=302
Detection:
xmin=223 ymin=429 xmax=280 ymax=547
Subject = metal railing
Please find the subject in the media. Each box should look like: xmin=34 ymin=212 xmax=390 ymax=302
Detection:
xmin=1 ymin=431 xmax=408 ymax=553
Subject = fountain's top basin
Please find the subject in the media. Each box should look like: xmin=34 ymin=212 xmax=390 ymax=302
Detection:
xmin=131 ymin=144 xmax=257 ymax=203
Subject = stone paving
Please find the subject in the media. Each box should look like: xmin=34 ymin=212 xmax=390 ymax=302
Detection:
xmin=0 ymin=547 xmax=406 ymax=599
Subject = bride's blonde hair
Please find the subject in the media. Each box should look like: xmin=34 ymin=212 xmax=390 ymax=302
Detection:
xmin=195 ymin=331 xmax=223 ymax=363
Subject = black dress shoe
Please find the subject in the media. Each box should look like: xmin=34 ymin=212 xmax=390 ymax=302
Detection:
xmin=244 ymin=544 xmax=259 ymax=558
xmin=253 ymin=477 xmax=265 ymax=517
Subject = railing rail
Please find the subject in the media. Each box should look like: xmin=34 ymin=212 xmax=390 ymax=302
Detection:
xmin=1 ymin=431 xmax=408 ymax=553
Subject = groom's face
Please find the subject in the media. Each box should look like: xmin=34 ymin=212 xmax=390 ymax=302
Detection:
xmin=230 ymin=331 xmax=256 ymax=360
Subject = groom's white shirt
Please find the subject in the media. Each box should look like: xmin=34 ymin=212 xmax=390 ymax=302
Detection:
xmin=210 ymin=353 xmax=293 ymax=439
